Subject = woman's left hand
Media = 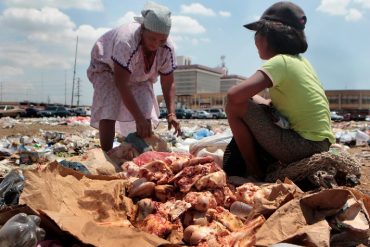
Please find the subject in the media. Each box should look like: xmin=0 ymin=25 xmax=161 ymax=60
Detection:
xmin=167 ymin=115 xmax=182 ymax=137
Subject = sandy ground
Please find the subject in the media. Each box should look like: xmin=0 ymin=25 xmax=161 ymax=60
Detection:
xmin=0 ymin=118 xmax=369 ymax=195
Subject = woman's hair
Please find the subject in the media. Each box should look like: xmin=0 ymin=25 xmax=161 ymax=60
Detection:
xmin=256 ymin=20 xmax=308 ymax=55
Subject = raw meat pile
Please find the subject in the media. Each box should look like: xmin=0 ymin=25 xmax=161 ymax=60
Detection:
xmin=117 ymin=151 xmax=266 ymax=246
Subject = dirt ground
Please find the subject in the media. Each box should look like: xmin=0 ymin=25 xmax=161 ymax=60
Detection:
xmin=0 ymin=119 xmax=369 ymax=195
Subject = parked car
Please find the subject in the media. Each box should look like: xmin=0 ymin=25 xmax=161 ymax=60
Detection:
xmin=37 ymin=106 xmax=71 ymax=117
xmin=85 ymin=107 xmax=91 ymax=116
xmin=70 ymin=107 xmax=87 ymax=116
xmin=175 ymin=109 xmax=192 ymax=119
xmin=194 ymin=110 xmax=212 ymax=119
xmin=351 ymin=113 xmax=366 ymax=121
xmin=159 ymin=108 xmax=167 ymax=119
xmin=330 ymin=111 xmax=344 ymax=122
xmin=184 ymin=109 xmax=193 ymax=119
xmin=343 ymin=113 xmax=352 ymax=121
xmin=22 ymin=107 xmax=40 ymax=118
xmin=0 ymin=105 xmax=25 ymax=118
xmin=205 ymin=108 xmax=227 ymax=119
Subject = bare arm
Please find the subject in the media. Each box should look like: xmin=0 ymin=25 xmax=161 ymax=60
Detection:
xmin=160 ymin=72 xmax=181 ymax=136
xmin=227 ymin=70 xmax=272 ymax=105
xmin=225 ymin=70 xmax=272 ymax=179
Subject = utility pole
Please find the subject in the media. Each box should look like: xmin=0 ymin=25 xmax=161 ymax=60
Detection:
xmin=71 ymin=35 xmax=79 ymax=107
xmin=64 ymin=70 xmax=67 ymax=105
xmin=0 ymin=82 xmax=2 ymax=103
xmin=41 ymin=73 xmax=44 ymax=104
xmin=76 ymin=77 xmax=81 ymax=107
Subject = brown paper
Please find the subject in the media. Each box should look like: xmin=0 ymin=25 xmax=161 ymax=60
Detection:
xmin=20 ymin=162 xmax=168 ymax=247
xmin=252 ymin=179 xmax=303 ymax=217
xmin=255 ymin=188 xmax=370 ymax=247
xmin=66 ymin=148 xmax=121 ymax=175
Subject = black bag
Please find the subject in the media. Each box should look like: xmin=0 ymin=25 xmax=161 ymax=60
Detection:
xmin=223 ymin=137 xmax=277 ymax=178
xmin=222 ymin=138 xmax=247 ymax=176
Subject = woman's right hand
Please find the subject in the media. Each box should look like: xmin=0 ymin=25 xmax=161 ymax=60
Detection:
xmin=136 ymin=118 xmax=152 ymax=138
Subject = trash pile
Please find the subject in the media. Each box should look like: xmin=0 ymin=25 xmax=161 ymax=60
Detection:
xmin=332 ymin=121 xmax=370 ymax=147
xmin=0 ymin=117 xmax=368 ymax=246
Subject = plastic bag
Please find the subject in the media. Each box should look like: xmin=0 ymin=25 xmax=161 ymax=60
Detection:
xmin=59 ymin=160 xmax=90 ymax=175
xmin=189 ymin=131 xmax=232 ymax=167
xmin=0 ymin=213 xmax=45 ymax=247
xmin=192 ymin=128 xmax=214 ymax=140
xmin=0 ymin=169 xmax=24 ymax=209
xmin=189 ymin=130 xmax=232 ymax=156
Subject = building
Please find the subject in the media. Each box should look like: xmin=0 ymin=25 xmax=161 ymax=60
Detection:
xmin=158 ymin=57 xmax=267 ymax=109
xmin=220 ymin=75 xmax=247 ymax=93
xmin=326 ymin=90 xmax=370 ymax=114
xmin=174 ymin=64 xmax=223 ymax=96
xmin=176 ymin=56 xmax=192 ymax=66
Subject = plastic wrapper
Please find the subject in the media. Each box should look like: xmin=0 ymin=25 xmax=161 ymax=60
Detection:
xmin=0 ymin=213 xmax=45 ymax=247
xmin=0 ymin=169 xmax=24 ymax=209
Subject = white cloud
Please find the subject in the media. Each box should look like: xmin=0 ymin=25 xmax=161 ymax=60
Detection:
xmin=116 ymin=11 xmax=137 ymax=26
xmin=219 ymin=11 xmax=231 ymax=17
xmin=1 ymin=0 xmax=104 ymax=11
xmin=317 ymin=0 xmax=365 ymax=21
xmin=200 ymin=38 xmax=210 ymax=43
xmin=172 ymin=15 xmax=206 ymax=34
xmin=355 ymin=0 xmax=370 ymax=8
xmin=0 ymin=43 xmax=71 ymax=69
xmin=1 ymin=7 xmax=75 ymax=32
xmin=171 ymin=35 xmax=210 ymax=49
xmin=0 ymin=66 xmax=23 ymax=78
xmin=345 ymin=8 xmax=363 ymax=20
xmin=0 ymin=7 xmax=109 ymax=70
xmin=180 ymin=3 xmax=215 ymax=16
xmin=317 ymin=0 xmax=351 ymax=15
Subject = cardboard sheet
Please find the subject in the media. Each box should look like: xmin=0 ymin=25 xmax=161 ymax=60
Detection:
xmin=20 ymin=162 xmax=168 ymax=247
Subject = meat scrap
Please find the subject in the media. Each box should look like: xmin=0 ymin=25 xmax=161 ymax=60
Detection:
xmin=154 ymin=184 xmax=176 ymax=202
xmin=139 ymin=160 xmax=173 ymax=184
xmin=194 ymin=170 xmax=227 ymax=191
xmin=158 ymin=199 xmax=192 ymax=221
xmin=197 ymin=215 xmax=265 ymax=247
xmin=212 ymin=186 xmax=237 ymax=209
xmin=235 ymin=183 xmax=261 ymax=205
xmin=118 ymin=161 xmax=140 ymax=179
xmin=136 ymin=198 xmax=157 ymax=221
xmin=133 ymin=151 xmax=192 ymax=166
xmin=184 ymin=221 xmax=230 ymax=246
xmin=183 ymin=191 xmax=217 ymax=212
xmin=128 ymin=178 xmax=155 ymax=198
xmin=167 ymin=218 xmax=185 ymax=244
xmin=137 ymin=213 xmax=173 ymax=238
xmin=170 ymin=163 xmax=220 ymax=192
xmin=208 ymin=206 xmax=244 ymax=232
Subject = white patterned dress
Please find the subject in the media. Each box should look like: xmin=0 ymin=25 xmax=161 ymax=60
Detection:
xmin=87 ymin=22 xmax=176 ymax=136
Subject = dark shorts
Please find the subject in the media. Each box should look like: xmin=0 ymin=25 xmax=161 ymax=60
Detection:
xmin=223 ymin=100 xmax=331 ymax=176
xmin=243 ymin=100 xmax=330 ymax=164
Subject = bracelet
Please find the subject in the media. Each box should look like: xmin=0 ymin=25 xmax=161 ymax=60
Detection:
xmin=167 ymin=112 xmax=176 ymax=118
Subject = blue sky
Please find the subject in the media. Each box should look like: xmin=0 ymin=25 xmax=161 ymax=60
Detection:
xmin=0 ymin=0 xmax=369 ymax=105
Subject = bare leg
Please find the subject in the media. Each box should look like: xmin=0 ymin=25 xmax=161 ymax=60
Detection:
xmin=225 ymin=101 xmax=263 ymax=179
xmin=99 ymin=119 xmax=115 ymax=152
